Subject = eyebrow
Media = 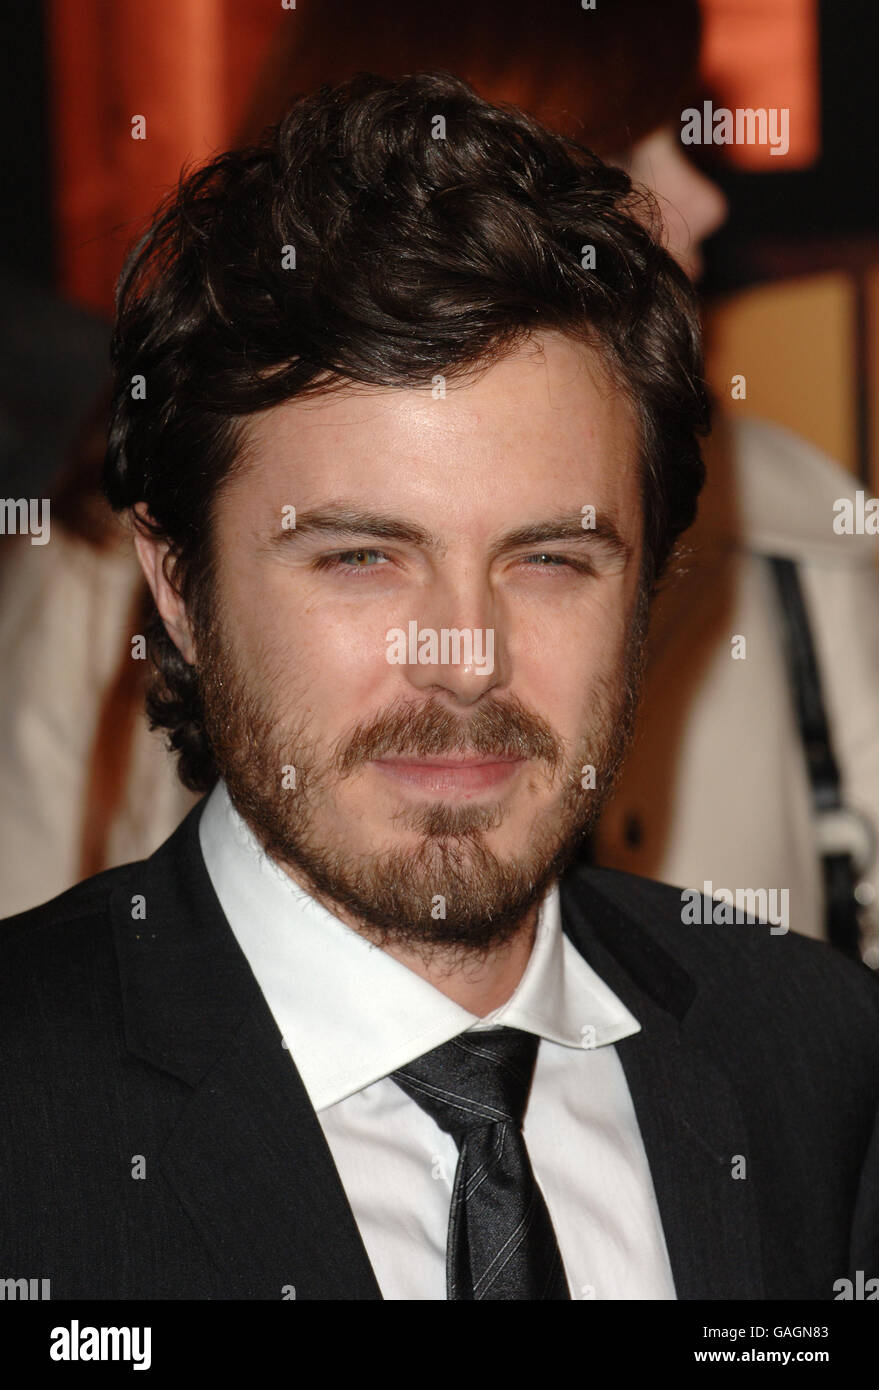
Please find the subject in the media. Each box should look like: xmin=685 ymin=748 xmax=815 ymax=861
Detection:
xmin=269 ymin=506 xmax=438 ymax=550
xmin=269 ymin=504 xmax=631 ymax=562
xmin=489 ymin=515 xmax=631 ymax=562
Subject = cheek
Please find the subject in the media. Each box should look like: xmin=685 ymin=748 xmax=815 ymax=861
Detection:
xmin=225 ymin=569 xmax=406 ymax=724
xmin=508 ymin=587 xmax=631 ymax=742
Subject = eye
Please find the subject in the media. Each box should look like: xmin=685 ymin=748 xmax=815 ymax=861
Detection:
xmin=315 ymin=548 xmax=390 ymax=573
xmin=519 ymin=552 xmax=593 ymax=574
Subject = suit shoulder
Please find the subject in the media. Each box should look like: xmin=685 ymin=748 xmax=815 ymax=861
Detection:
xmin=0 ymin=863 xmax=152 ymax=1082
xmin=570 ymin=863 xmax=879 ymax=1031
xmin=0 ymin=860 xmax=139 ymax=975
xmin=574 ymin=862 xmax=690 ymax=925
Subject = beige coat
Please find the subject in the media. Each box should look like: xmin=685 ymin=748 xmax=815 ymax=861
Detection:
xmin=594 ymin=415 xmax=879 ymax=953
xmin=0 ymin=529 xmax=196 ymax=917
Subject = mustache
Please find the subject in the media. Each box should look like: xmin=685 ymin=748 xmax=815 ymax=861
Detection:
xmin=335 ymin=695 xmax=563 ymax=774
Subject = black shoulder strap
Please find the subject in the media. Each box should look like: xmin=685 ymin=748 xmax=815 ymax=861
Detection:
xmin=768 ymin=555 xmax=864 ymax=957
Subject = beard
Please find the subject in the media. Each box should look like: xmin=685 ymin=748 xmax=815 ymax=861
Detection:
xmin=194 ymin=597 xmax=647 ymax=960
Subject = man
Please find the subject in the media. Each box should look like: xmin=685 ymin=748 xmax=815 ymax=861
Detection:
xmin=1 ymin=74 xmax=877 ymax=1301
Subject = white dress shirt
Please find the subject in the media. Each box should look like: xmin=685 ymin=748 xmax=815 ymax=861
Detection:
xmin=199 ymin=781 xmax=676 ymax=1300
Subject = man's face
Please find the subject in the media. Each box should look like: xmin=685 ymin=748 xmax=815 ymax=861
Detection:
xmin=192 ymin=332 xmax=646 ymax=951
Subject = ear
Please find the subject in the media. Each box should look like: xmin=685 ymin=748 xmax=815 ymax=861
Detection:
xmin=132 ymin=507 xmax=196 ymax=665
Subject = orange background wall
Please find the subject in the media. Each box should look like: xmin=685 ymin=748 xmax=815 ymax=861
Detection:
xmin=48 ymin=0 xmax=875 ymax=485
xmin=48 ymin=0 xmax=283 ymax=313
xmin=48 ymin=0 xmax=821 ymax=315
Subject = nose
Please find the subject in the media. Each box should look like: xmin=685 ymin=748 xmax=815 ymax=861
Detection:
xmin=398 ymin=580 xmax=506 ymax=707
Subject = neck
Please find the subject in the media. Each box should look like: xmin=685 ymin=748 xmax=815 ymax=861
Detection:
xmin=373 ymin=906 xmax=540 ymax=1015
xmin=281 ymin=858 xmax=541 ymax=1014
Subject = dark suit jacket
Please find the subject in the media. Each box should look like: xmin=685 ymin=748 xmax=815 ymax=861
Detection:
xmin=2 ymin=800 xmax=878 ymax=1300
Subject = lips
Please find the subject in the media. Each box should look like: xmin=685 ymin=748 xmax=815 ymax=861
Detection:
xmin=379 ymin=755 xmax=520 ymax=767
xmin=372 ymin=754 xmax=525 ymax=795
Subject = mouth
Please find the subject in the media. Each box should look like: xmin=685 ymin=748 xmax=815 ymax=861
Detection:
xmin=371 ymin=754 xmax=526 ymax=796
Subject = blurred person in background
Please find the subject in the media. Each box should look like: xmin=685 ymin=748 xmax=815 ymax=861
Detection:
xmin=0 ymin=0 xmax=875 ymax=960
xmin=0 ymin=405 xmax=198 ymax=914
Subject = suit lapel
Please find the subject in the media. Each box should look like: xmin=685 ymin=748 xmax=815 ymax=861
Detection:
xmin=561 ymin=869 xmax=765 ymax=1300
xmin=111 ymin=803 xmax=382 ymax=1300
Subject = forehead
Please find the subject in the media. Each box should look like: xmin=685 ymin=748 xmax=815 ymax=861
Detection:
xmin=231 ymin=332 xmax=641 ymax=538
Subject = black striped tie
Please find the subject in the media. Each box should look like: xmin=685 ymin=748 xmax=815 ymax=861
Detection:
xmin=391 ymin=1026 xmax=570 ymax=1300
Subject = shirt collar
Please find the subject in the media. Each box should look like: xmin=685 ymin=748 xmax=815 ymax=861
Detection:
xmin=199 ymin=780 xmax=640 ymax=1110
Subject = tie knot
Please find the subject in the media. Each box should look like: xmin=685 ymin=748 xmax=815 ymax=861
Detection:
xmin=391 ymin=1026 xmax=540 ymax=1140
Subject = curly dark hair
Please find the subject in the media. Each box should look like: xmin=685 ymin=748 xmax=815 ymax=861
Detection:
xmin=102 ymin=71 xmax=709 ymax=794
